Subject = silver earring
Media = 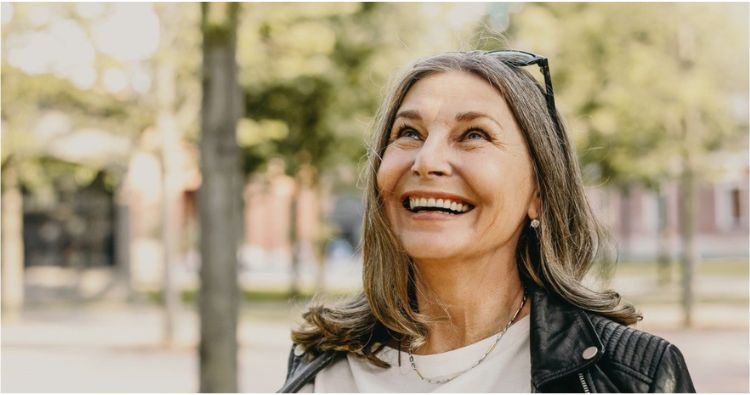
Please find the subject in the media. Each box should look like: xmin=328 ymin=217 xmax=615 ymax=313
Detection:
xmin=530 ymin=219 xmax=540 ymax=229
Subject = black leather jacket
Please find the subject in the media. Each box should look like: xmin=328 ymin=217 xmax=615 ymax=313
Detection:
xmin=278 ymin=286 xmax=695 ymax=392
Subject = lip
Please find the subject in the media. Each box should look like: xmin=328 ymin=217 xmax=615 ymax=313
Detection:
xmin=406 ymin=210 xmax=465 ymax=221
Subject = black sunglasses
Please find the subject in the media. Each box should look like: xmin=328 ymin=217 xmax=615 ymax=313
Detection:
xmin=485 ymin=50 xmax=563 ymax=138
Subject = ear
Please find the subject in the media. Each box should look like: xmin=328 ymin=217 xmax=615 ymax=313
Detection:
xmin=527 ymin=189 xmax=541 ymax=220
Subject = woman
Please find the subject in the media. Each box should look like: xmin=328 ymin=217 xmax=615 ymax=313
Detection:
xmin=278 ymin=50 xmax=695 ymax=392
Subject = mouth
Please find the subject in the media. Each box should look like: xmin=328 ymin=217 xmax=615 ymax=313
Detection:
xmin=400 ymin=194 xmax=476 ymax=216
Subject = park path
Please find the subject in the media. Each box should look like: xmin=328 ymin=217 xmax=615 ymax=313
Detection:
xmin=2 ymin=303 xmax=292 ymax=392
xmin=2 ymin=299 xmax=748 ymax=392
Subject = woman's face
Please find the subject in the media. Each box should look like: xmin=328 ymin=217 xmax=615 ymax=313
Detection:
xmin=377 ymin=71 xmax=539 ymax=264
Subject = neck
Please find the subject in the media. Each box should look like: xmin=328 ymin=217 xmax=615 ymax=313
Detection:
xmin=412 ymin=248 xmax=528 ymax=355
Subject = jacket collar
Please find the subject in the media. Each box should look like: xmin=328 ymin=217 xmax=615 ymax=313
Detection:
xmin=528 ymin=285 xmax=605 ymax=389
xmin=280 ymin=285 xmax=607 ymax=393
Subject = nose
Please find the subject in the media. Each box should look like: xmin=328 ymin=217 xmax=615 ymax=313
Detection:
xmin=411 ymin=134 xmax=452 ymax=178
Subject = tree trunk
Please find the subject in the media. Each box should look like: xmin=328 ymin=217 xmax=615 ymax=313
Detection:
xmin=679 ymin=157 xmax=698 ymax=327
xmin=679 ymin=117 xmax=700 ymax=328
xmin=1 ymin=163 xmax=25 ymax=321
xmin=157 ymin=9 xmax=181 ymax=347
xmin=677 ymin=26 xmax=699 ymax=328
xmin=199 ymin=3 xmax=242 ymax=392
xmin=290 ymin=195 xmax=301 ymax=298
xmin=314 ymin=251 xmax=326 ymax=295
xmin=619 ymin=185 xmax=633 ymax=261
xmin=656 ymin=188 xmax=672 ymax=285
xmin=114 ymin=180 xmax=134 ymax=302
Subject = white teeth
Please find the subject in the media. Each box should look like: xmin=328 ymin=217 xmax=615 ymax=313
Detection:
xmin=407 ymin=196 xmax=471 ymax=213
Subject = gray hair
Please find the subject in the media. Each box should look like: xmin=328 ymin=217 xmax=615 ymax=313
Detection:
xmin=292 ymin=51 xmax=639 ymax=368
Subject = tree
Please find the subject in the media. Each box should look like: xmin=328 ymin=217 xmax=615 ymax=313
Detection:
xmin=198 ymin=2 xmax=242 ymax=392
xmin=237 ymin=3 xmax=491 ymax=176
xmin=507 ymin=3 xmax=748 ymax=325
xmin=1 ymin=162 xmax=24 ymax=320
xmin=1 ymin=3 xmax=158 ymax=316
xmin=153 ymin=2 xmax=199 ymax=348
xmin=235 ymin=3 xmax=493 ymax=293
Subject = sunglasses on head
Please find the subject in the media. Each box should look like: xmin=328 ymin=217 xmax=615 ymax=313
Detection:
xmin=485 ymin=50 xmax=563 ymax=138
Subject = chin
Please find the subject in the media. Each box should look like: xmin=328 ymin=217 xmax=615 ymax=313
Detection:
xmin=399 ymin=233 xmax=469 ymax=262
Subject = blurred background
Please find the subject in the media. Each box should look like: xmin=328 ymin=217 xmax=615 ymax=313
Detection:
xmin=1 ymin=2 xmax=748 ymax=392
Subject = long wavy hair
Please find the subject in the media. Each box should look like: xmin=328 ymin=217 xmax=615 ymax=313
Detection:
xmin=292 ymin=51 xmax=640 ymax=368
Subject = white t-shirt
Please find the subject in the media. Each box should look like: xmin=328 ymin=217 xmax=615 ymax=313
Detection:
xmin=301 ymin=316 xmax=530 ymax=393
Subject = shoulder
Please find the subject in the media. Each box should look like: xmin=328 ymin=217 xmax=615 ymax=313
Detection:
xmin=585 ymin=313 xmax=695 ymax=392
xmin=278 ymin=345 xmax=343 ymax=393
xmin=528 ymin=285 xmax=695 ymax=392
xmin=588 ymin=313 xmax=670 ymax=374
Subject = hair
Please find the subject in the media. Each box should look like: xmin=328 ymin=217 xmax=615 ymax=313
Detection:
xmin=292 ymin=51 xmax=640 ymax=368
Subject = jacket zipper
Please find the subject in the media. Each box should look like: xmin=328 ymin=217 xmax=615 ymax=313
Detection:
xmin=578 ymin=372 xmax=591 ymax=393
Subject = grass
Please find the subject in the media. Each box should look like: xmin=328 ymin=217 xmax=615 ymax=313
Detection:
xmin=144 ymin=287 xmax=357 ymax=305
xmin=142 ymin=288 xmax=359 ymax=322
xmin=625 ymin=294 xmax=749 ymax=306
xmin=613 ymin=259 xmax=748 ymax=276
xmin=139 ymin=260 xmax=747 ymax=313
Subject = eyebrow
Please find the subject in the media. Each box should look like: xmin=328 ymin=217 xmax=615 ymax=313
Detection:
xmin=455 ymin=111 xmax=503 ymax=129
xmin=394 ymin=109 xmax=421 ymax=120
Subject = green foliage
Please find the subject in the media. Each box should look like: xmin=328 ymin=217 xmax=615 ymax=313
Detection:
xmin=242 ymin=76 xmax=335 ymax=175
xmin=201 ymin=3 xmax=239 ymax=47
xmin=237 ymin=4 xmax=371 ymax=177
xmin=508 ymin=3 xmax=748 ymax=188
xmin=1 ymin=3 xmax=207 ymax=215
xmin=1 ymin=4 xmax=158 ymax=194
xmin=2 ymin=65 xmax=152 ymax=142
xmin=1 ymin=65 xmax=152 ymax=197
xmin=4 ymin=3 xmax=497 ymax=192
xmin=236 ymin=3 xmax=486 ymax=179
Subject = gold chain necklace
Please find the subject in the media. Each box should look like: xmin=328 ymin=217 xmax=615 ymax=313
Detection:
xmin=407 ymin=291 xmax=527 ymax=385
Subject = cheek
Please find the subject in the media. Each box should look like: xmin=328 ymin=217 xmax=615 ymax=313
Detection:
xmin=376 ymin=147 xmax=408 ymax=198
xmin=465 ymin=153 xmax=534 ymax=208
xmin=500 ymin=162 xmax=536 ymax=216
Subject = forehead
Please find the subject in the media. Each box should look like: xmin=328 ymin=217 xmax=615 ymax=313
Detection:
xmin=398 ymin=71 xmax=509 ymax=118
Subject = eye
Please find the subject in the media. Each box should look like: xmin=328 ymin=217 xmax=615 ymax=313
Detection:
xmin=463 ymin=128 xmax=490 ymax=141
xmin=397 ymin=125 xmax=421 ymax=140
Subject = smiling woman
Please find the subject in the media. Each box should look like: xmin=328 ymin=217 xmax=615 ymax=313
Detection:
xmin=378 ymin=71 xmax=538 ymax=274
xmin=278 ymin=51 xmax=696 ymax=393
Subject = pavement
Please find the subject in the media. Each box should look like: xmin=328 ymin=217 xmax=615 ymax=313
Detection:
xmin=2 ymin=302 xmax=295 ymax=393
xmin=2 ymin=299 xmax=748 ymax=393
xmin=2 ymin=264 xmax=748 ymax=392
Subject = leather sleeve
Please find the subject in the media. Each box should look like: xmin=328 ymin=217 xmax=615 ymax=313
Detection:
xmin=278 ymin=349 xmax=340 ymax=393
xmin=285 ymin=345 xmax=297 ymax=381
xmin=650 ymin=344 xmax=696 ymax=393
